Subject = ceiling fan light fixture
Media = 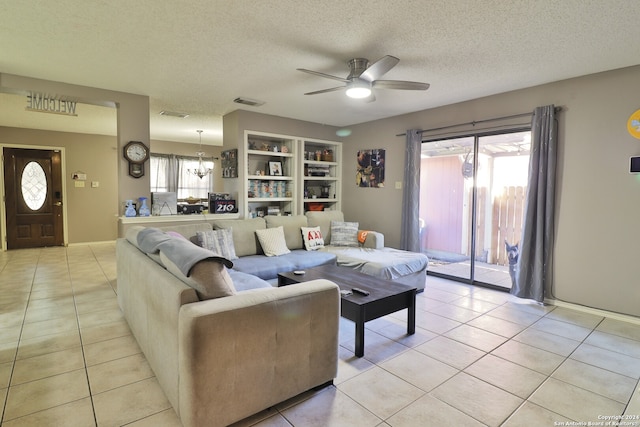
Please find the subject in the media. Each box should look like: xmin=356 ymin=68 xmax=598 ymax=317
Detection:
xmin=345 ymin=80 xmax=372 ymax=99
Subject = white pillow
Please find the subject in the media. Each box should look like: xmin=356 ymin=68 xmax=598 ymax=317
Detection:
xmin=301 ymin=226 xmax=324 ymax=251
xmin=330 ymin=221 xmax=359 ymax=247
xmin=197 ymin=228 xmax=238 ymax=260
xmin=255 ymin=226 xmax=291 ymax=256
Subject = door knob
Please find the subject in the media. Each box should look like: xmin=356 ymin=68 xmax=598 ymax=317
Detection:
xmin=54 ymin=201 xmax=63 ymax=206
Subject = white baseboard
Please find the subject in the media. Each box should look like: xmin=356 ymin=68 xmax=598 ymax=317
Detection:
xmin=67 ymin=240 xmax=116 ymax=247
xmin=545 ymin=298 xmax=640 ymax=326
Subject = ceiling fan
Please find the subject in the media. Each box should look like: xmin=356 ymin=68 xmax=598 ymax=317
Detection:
xmin=297 ymin=55 xmax=429 ymax=102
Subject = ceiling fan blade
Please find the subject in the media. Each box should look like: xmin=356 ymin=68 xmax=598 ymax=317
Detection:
xmin=297 ymin=68 xmax=350 ymax=83
xmin=360 ymin=55 xmax=400 ymax=82
xmin=304 ymin=86 xmax=345 ymax=95
xmin=373 ymin=80 xmax=430 ymax=90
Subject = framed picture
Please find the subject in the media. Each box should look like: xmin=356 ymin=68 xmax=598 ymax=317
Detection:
xmin=269 ymin=161 xmax=283 ymax=176
xmin=356 ymin=149 xmax=385 ymax=188
xmin=221 ymin=149 xmax=238 ymax=178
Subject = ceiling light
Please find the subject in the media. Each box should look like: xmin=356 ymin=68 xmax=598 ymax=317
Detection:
xmin=188 ymin=130 xmax=213 ymax=179
xmin=345 ymin=79 xmax=372 ymax=99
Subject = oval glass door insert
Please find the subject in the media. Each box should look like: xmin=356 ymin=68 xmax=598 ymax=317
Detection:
xmin=21 ymin=161 xmax=47 ymax=210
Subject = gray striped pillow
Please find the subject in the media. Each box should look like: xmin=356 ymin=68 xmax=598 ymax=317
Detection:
xmin=197 ymin=228 xmax=238 ymax=260
xmin=330 ymin=221 xmax=359 ymax=247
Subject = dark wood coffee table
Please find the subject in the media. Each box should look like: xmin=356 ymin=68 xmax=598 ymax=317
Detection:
xmin=278 ymin=264 xmax=416 ymax=357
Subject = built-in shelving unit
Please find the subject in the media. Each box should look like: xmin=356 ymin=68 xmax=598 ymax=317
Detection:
xmin=242 ymin=131 xmax=342 ymax=218
xmin=243 ymin=131 xmax=297 ymax=217
xmin=299 ymin=138 xmax=342 ymax=214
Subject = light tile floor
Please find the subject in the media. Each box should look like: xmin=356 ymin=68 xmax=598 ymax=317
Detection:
xmin=1 ymin=244 xmax=640 ymax=426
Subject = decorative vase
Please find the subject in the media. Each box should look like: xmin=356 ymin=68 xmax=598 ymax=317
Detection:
xmin=125 ymin=200 xmax=136 ymax=217
xmin=139 ymin=197 xmax=150 ymax=217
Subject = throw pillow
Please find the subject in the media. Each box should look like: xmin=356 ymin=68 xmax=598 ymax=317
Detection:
xmin=197 ymin=228 xmax=238 ymax=260
xmin=255 ymin=226 xmax=291 ymax=256
xmin=301 ymin=226 xmax=324 ymax=251
xmin=357 ymin=230 xmax=369 ymax=244
xmin=160 ymin=252 xmax=236 ymax=300
xmin=330 ymin=220 xmax=359 ymax=247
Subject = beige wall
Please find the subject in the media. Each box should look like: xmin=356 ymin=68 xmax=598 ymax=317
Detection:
xmin=0 ymin=127 xmax=119 ymax=243
xmin=341 ymin=65 xmax=640 ymax=317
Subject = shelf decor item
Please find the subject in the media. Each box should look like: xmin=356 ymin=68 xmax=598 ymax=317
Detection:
xmin=321 ymin=149 xmax=334 ymax=162
xmin=125 ymin=200 xmax=136 ymax=217
xmin=269 ymin=161 xmax=283 ymax=176
xmin=138 ymin=197 xmax=150 ymax=216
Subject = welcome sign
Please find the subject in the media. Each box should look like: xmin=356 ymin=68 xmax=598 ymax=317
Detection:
xmin=26 ymin=93 xmax=78 ymax=116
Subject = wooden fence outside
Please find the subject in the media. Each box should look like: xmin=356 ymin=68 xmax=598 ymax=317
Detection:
xmin=490 ymin=186 xmax=526 ymax=265
xmin=469 ymin=186 xmax=526 ymax=265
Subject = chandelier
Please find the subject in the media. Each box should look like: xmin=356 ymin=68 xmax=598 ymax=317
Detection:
xmin=189 ymin=129 xmax=213 ymax=179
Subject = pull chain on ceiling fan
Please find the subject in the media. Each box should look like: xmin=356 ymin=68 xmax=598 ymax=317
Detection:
xmin=297 ymin=55 xmax=429 ymax=102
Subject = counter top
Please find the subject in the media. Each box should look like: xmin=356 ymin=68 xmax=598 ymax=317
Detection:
xmin=118 ymin=213 xmax=241 ymax=224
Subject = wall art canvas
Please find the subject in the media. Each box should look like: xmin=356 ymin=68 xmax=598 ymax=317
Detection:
xmin=221 ymin=149 xmax=238 ymax=178
xmin=356 ymin=149 xmax=385 ymax=188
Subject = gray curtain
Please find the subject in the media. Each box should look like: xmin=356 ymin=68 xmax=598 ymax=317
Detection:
xmin=512 ymin=105 xmax=557 ymax=302
xmin=168 ymin=154 xmax=180 ymax=193
xmin=400 ymin=129 xmax=422 ymax=251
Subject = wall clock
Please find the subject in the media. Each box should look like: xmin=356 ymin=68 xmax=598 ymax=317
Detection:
xmin=123 ymin=141 xmax=149 ymax=178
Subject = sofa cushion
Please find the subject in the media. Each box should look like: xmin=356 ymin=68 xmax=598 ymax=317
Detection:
xmin=196 ymin=228 xmax=238 ymax=260
xmin=211 ymin=218 xmax=265 ymax=257
xmin=231 ymin=250 xmax=337 ymax=281
xmin=301 ymin=226 xmax=324 ymax=251
xmin=305 ymin=211 xmax=344 ymax=244
xmin=322 ymin=246 xmax=429 ymax=281
xmin=330 ymin=221 xmax=359 ymax=247
xmin=255 ymin=226 xmax=291 ymax=256
xmin=160 ymin=252 xmax=236 ymax=300
xmin=265 ymin=215 xmax=308 ymax=249
xmin=227 ymin=270 xmax=273 ymax=292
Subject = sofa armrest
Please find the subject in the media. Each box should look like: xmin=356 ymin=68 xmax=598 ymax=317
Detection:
xmin=362 ymin=230 xmax=384 ymax=249
xmin=177 ymin=280 xmax=339 ymax=427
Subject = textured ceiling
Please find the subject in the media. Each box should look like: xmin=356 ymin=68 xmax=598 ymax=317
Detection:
xmin=1 ymin=0 xmax=639 ymax=146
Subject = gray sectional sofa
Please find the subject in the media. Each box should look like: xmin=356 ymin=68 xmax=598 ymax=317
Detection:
xmin=116 ymin=210 xmax=428 ymax=426
xmin=118 ymin=229 xmax=339 ymax=427
xmin=204 ymin=210 xmax=428 ymax=290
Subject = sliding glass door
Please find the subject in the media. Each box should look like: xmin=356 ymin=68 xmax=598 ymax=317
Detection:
xmin=419 ymin=130 xmax=531 ymax=289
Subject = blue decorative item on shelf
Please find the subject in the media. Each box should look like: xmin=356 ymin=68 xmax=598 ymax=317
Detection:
xmin=125 ymin=200 xmax=136 ymax=217
xmin=139 ymin=197 xmax=150 ymax=216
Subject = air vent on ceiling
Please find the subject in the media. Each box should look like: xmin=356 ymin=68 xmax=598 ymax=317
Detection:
xmin=159 ymin=110 xmax=190 ymax=118
xmin=233 ymin=97 xmax=265 ymax=107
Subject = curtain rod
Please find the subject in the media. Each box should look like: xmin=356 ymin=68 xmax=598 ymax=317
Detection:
xmin=419 ymin=121 xmax=532 ymax=141
xmin=396 ymin=112 xmax=532 ymax=137
xmin=396 ymin=106 xmax=563 ymax=137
